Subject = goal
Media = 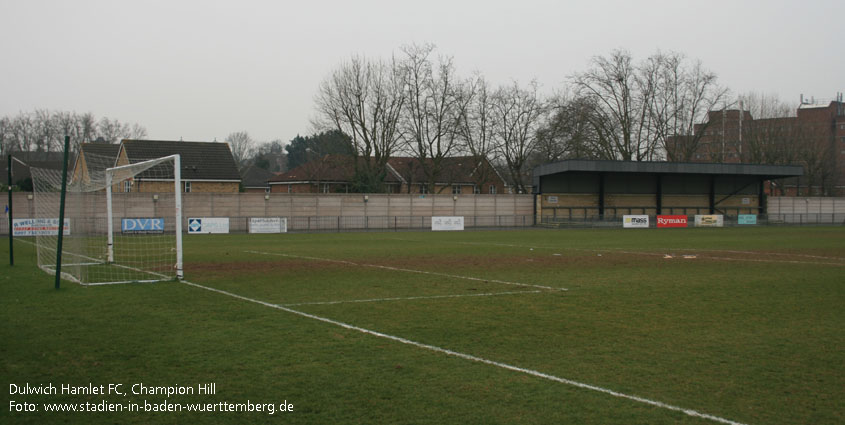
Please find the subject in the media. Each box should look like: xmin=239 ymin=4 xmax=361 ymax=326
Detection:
xmin=30 ymin=152 xmax=183 ymax=285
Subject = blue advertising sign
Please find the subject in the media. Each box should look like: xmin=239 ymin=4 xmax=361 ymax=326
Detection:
xmin=121 ymin=218 xmax=165 ymax=234
xmin=737 ymin=214 xmax=757 ymax=225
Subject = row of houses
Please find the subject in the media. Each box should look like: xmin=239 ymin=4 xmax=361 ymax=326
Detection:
xmin=67 ymin=139 xmax=508 ymax=194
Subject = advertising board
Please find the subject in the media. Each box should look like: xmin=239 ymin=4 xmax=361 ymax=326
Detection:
xmin=249 ymin=217 xmax=287 ymax=234
xmin=187 ymin=217 xmax=230 ymax=234
xmin=656 ymin=215 xmax=687 ymax=228
xmin=432 ymin=216 xmax=464 ymax=231
xmin=12 ymin=218 xmax=71 ymax=236
xmin=738 ymin=214 xmax=757 ymax=225
xmin=622 ymin=215 xmax=649 ymax=228
xmin=694 ymin=215 xmax=724 ymax=227
xmin=121 ymin=218 xmax=165 ymax=234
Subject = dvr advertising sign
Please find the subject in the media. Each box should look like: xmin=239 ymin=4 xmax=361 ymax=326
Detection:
xmin=656 ymin=215 xmax=688 ymax=228
xmin=121 ymin=218 xmax=164 ymax=234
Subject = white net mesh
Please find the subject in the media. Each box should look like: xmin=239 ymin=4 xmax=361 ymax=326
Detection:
xmin=31 ymin=152 xmax=182 ymax=285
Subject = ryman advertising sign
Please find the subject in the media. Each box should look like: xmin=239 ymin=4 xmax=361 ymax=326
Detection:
xmin=623 ymin=215 xmax=649 ymax=228
xmin=656 ymin=215 xmax=688 ymax=228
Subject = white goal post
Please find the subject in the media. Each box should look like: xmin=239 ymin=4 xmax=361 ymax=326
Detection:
xmin=106 ymin=154 xmax=183 ymax=280
xmin=31 ymin=153 xmax=184 ymax=285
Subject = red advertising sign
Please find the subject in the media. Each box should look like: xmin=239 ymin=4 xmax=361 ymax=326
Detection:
xmin=656 ymin=215 xmax=688 ymax=228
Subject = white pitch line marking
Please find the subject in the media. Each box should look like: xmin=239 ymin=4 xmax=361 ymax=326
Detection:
xmin=245 ymin=250 xmax=566 ymax=291
xmin=180 ymin=279 xmax=747 ymax=425
xmin=283 ymin=290 xmax=543 ymax=306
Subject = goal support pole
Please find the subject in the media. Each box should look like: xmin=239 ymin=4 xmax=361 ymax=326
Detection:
xmin=7 ymin=154 xmax=12 ymax=266
xmin=55 ymin=136 xmax=70 ymax=290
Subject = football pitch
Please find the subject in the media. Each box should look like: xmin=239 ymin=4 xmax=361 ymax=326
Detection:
xmin=2 ymin=227 xmax=844 ymax=424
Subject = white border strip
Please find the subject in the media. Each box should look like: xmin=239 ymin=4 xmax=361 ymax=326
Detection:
xmin=180 ymin=279 xmax=746 ymax=425
xmin=283 ymin=290 xmax=542 ymax=306
xmin=245 ymin=250 xmax=567 ymax=291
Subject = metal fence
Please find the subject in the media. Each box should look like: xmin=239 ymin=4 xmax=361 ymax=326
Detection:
xmin=539 ymin=213 xmax=845 ymax=228
xmin=235 ymin=215 xmax=533 ymax=233
xmin=0 ymin=215 xmax=534 ymax=236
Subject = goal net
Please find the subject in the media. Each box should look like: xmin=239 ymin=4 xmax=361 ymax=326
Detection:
xmin=30 ymin=152 xmax=183 ymax=285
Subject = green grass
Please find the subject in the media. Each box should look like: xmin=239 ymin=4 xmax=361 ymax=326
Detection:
xmin=2 ymin=227 xmax=844 ymax=424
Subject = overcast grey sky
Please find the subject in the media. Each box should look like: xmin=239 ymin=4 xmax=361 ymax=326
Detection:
xmin=1 ymin=0 xmax=842 ymax=144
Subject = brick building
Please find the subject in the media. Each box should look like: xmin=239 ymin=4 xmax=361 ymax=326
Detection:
xmin=691 ymin=95 xmax=845 ymax=196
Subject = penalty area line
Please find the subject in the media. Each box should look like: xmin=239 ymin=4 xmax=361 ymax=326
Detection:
xmin=245 ymin=250 xmax=566 ymax=291
xmin=180 ymin=279 xmax=746 ymax=425
xmin=283 ymin=290 xmax=543 ymax=306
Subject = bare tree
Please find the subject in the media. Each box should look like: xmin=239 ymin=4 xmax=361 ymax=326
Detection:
xmin=313 ymin=54 xmax=405 ymax=192
xmin=397 ymin=43 xmax=464 ymax=193
xmin=491 ymin=80 xmax=547 ymax=193
xmin=0 ymin=116 xmax=9 ymax=156
xmin=455 ymin=73 xmax=500 ymax=190
xmin=652 ymin=54 xmax=730 ymax=161
xmin=1 ymin=110 xmax=147 ymax=153
xmin=737 ymin=93 xmax=799 ymax=165
xmin=535 ymin=94 xmax=609 ymax=161
xmin=97 ymin=117 xmax=129 ymax=143
xmin=572 ymin=49 xmax=676 ymax=161
xmin=225 ymin=131 xmax=254 ymax=169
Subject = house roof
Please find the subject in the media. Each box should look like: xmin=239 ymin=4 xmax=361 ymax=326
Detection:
xmin=241 ymin=164 xmax=277 ymax=188
xmin=120 ymin=139 xmax=241 ymax=181
xmin=80 ymin=143 xmax=121 ymax=159
xmin=269 ymin=155 xmax=504 ymax=186
xmin=269 ymin=155 xmax=402 ymax=184
xmin=2 ymin=151 xmax=74 ymax=182
xmin=388 ymin=156 xmax=504 ymax=185
xmin=75 ymin=143 xmax=121 ymax=177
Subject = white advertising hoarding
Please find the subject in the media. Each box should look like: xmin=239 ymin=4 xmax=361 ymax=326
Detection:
xmin=249 ymin=217 xmax=287 ymax=234
xmin=13 ymin=218 xmax=71 ymax=236
xmin=623 ymin=215 xmax=649 ymax=228
xmin=187 ymin=217 xmax=230 ymax=234
xmin=694 ymin=215 xmax=724 ymax=227
xmin=432 ymin=216 xmax=464 ymax=231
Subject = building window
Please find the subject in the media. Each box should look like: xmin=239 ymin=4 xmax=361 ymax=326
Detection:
xmin=322 ymin=183 xmax=330 ymax=193
xmin=287 ymin=184 xmax=292 ymax=193
xmin=123 ymin=180 xmax=131 ymax=193
xmin=489 ymin=185 xmax=496 ymax=194
xmin=184 ymin=181 xmax=191 ymax=193
xmin=473 ymin=185 xmax=480 ymax=194
xmin=452 ymin=185 xmax=461 ymax=195
xmin=419 ymin=184 xmax=428 ymax=194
